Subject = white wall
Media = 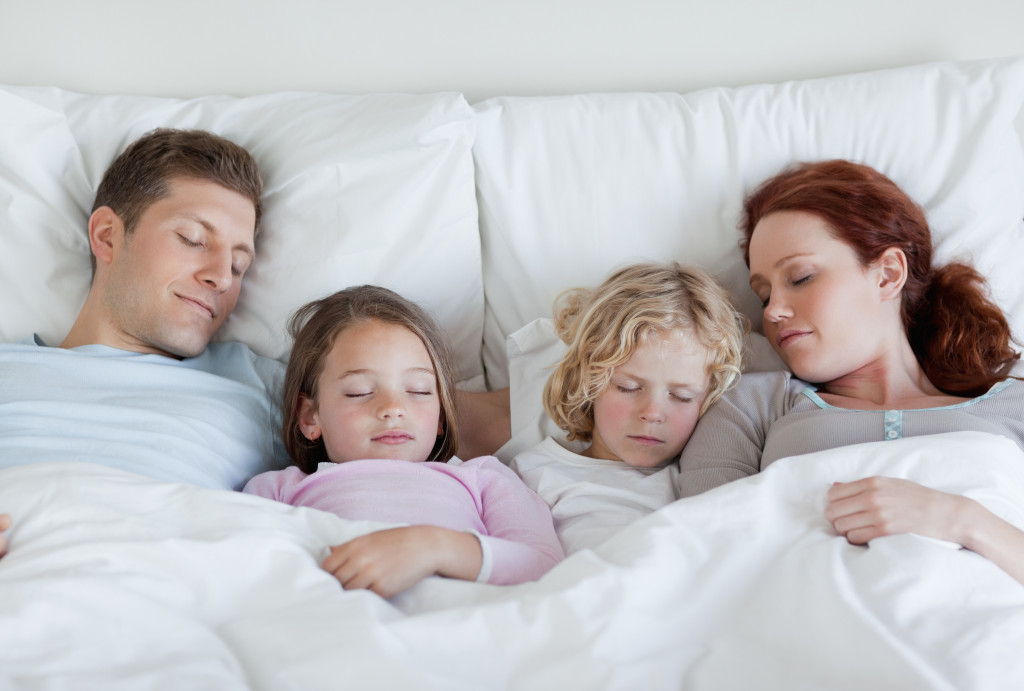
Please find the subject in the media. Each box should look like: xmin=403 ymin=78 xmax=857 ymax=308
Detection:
xmin=1 ymin=0 xmax=1022 ymax=101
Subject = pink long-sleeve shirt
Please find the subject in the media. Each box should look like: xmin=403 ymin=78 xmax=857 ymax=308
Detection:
xmin=243 ymin=456 xmax=564 ymax=585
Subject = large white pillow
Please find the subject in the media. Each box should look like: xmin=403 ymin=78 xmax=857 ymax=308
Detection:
xmin=0 ymin=87 xmax=484 ymax=386
xmin=473 ymin=56 xmax=1024 ymax=388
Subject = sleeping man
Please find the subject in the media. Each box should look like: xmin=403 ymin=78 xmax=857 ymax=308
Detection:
xmin=0 ymin=128 xmax=512 ymax=557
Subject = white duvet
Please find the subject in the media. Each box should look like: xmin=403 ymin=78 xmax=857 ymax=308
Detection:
xmin=3 ymin=431 xmax=1024 ymax=691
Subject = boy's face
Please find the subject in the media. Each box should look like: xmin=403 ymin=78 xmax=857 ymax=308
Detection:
xmin=97 ymin=178 xmax=256 ymax=358
xmin=584 ymin=329 xmax=709 ymax=468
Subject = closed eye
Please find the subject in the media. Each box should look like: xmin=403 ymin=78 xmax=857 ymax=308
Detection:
xmin=616 ymin=385 xmax=640 ymax=394
xmin=178 ymin=234 xmax=202 ymax=248
xmin=345 ymin=392 xmax=372 ymax=398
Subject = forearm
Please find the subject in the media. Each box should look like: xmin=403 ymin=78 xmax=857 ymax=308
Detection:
xmin=419 ymin=525 xmax=484 ymax=582
xmin=456 ymin=388 xmax=511 ymax=459
xmin=482 ymin=536 xmax=564 ymax=585
xmin=958 ymin=499 xmax=1024 ymax=586
xmin=0 ymin=513 xmax=10 ymax=557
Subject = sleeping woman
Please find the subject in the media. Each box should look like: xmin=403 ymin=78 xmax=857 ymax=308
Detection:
xmin=677 ymin=159 xmax=1024 ymax=585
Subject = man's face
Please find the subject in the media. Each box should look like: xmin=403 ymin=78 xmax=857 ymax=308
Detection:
xmin=100 ymin=178 xmax=257 ymax=358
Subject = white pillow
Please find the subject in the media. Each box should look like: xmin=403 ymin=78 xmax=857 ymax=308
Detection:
xmin=0 ymin=87 xmax=484 ymax=386
xmin=496 ymin=316 xmax=784 ymax=463
xmin=473 ymin=56 xmax=1024 ymax=388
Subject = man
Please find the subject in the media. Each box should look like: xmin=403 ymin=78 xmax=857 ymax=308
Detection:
xmin=0 ymin=128 xmax=511 ymax=554
xmin=0 ymin=129 xmax=285 ymax=492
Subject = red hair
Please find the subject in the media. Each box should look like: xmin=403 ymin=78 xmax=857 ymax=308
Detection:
xmin=740 ymin=159 xmax=1019 ymax=396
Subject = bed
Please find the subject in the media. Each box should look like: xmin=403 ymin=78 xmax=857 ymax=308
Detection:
xmin=3 ymin=55 xmax=1024 ymax=689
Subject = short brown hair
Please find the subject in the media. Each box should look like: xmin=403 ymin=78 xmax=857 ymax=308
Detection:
xmin=93 ymin=128 xmax=263 ymax=238
xmin=283 ymin=285 xmax=461 ymax=474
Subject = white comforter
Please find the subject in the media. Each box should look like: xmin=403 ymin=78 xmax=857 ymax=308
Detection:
xmin=3 ymin=431 xmax=1024 ymax=690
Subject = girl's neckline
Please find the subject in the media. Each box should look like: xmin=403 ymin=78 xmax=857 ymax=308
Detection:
xmin=801 ymin=378 xmax=1015 ymax=412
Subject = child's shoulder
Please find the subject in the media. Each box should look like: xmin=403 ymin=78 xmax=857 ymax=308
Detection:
xmin=241 ymin=464 xmax=310 ymax=498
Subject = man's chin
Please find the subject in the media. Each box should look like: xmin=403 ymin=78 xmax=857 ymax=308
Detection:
xmin=151 ymin=333 xmax=211 ymax=360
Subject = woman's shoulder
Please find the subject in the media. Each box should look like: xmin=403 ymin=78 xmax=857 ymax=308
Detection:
xmin=722 ymin=370 xmax=810 ymax=407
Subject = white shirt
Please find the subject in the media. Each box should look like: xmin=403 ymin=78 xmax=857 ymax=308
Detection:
xmin=510 ymin=436 xmax=679 ymax=554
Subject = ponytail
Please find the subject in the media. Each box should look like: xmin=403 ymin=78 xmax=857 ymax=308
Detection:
xmin=909 ymin=263 xmax=1019 ymax=396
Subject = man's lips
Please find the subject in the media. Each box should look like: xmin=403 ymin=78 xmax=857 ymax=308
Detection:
xmin=776 ymin=329 xmax=809 ymax=348
xmin=177 ymin=294 xmax=215 ymax=319
xmin=372 ymin=431 xmax=413 ymax=445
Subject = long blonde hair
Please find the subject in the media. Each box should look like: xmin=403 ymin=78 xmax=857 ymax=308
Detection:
xmin=544 ymin=262 xmax=746 ymax=442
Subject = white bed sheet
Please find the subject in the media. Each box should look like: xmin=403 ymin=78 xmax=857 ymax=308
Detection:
xmin=2 ymin=431 xmax=1023 ymax=690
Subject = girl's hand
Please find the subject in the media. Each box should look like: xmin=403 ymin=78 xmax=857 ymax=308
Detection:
xmin=825 ymin=477 xmax=970 ymax=546
xmin=0 ymin=514 xmax=12 ymax=558
xmin=321 ymin=525 xmax=483 ymax=598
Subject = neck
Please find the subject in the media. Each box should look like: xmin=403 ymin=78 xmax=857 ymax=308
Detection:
xmin=820 ymin=338 xmax=942 ymax=407
xmin=60 ymin=294 xmax=106 ymax=350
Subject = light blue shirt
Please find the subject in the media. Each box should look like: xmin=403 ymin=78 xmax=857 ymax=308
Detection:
xmin=0 ymin=337 xmax=287 ymax=490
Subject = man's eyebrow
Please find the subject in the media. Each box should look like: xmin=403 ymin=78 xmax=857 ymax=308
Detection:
xmin=180 ymin=212 xmax=255 ymax=260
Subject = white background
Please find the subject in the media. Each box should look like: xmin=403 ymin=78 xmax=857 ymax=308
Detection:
xmin=1 ymin=0 xmax=1022 ymax=101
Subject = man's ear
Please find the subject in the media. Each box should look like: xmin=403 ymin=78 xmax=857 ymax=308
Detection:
xmin=88 ymin=206 xmax=124 ymax=266
xmin=876 ymin=247 xmax=908 ymax=301
xmin=297 ymin=394 xmax=322 ymax=442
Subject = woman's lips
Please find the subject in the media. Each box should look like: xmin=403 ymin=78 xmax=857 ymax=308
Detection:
xmin=776 ymin=329 xmax=810 ymax=348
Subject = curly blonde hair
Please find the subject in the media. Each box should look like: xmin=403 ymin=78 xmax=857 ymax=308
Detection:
xmin=543 ymin=262 xmax=746 ymax=442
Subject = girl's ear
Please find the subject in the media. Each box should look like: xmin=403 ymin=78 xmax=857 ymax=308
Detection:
xmin=876 ymin=247 xmax=908 ymax=300
xmin=297 ymin=394 xmax=322 ymax=442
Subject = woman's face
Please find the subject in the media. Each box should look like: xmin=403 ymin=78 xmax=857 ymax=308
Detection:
xmin=747 ymin=210 xmax=893 ymax=384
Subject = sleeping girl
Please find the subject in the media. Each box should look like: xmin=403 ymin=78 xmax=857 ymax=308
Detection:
xmin=244 ymin=285 xmax=564 ymax=597
xmin=510 ymin=261 xmax=746 ymax=553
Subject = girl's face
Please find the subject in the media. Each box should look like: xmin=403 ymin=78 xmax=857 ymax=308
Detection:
xmin=299 ymin=319 xmax=443 ymax=464
xmin=747 ymin=210 xmax=894 ymax=384
xmin=585 ymin=329 xmax=710 ymax=468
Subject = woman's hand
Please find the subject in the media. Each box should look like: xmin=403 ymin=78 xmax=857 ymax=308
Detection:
xmin=0 ymin=514 xmax=12 ymax=558
xmin=825 ymin=476 xmax=969 ymax=545
xmin=321 ymin=525 xmax=483 ymax=598
xmin=826 ymin=476 xmax=1024 ymax=586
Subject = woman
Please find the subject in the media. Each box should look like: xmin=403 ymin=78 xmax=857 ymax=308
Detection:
xmin=677 ymin=159 xmax=1024 ymax=584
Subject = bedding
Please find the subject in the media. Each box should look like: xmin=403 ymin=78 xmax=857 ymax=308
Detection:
xmin=3 ymin=54 xmax=1024 ymax=689
xmin=2 ymin=431 xmax=1023 ymax=690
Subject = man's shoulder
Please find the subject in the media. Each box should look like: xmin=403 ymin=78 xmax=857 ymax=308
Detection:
xmin=190 ymin=341 xmax=285 ymax=389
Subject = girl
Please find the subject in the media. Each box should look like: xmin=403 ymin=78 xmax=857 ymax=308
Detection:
xmin=510 ymin=262 xmax=746 ymax=553
xmin=244 ymin=285 xmax=564 ymax=597
xmin=677 ymin=159 xmax=1024 ymax=585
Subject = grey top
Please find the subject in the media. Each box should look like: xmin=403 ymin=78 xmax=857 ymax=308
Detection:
xmin=677 ymin=371 xmax=1024 ymax=498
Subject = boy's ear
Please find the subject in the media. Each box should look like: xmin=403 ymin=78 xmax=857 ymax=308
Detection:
xmin=88 ymin=206 xmax=124 ymax=266
xmin=297 ymin=394 xmax=322 ymax=442
xmin=876 ymin=247 xmax=908 ymax=300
